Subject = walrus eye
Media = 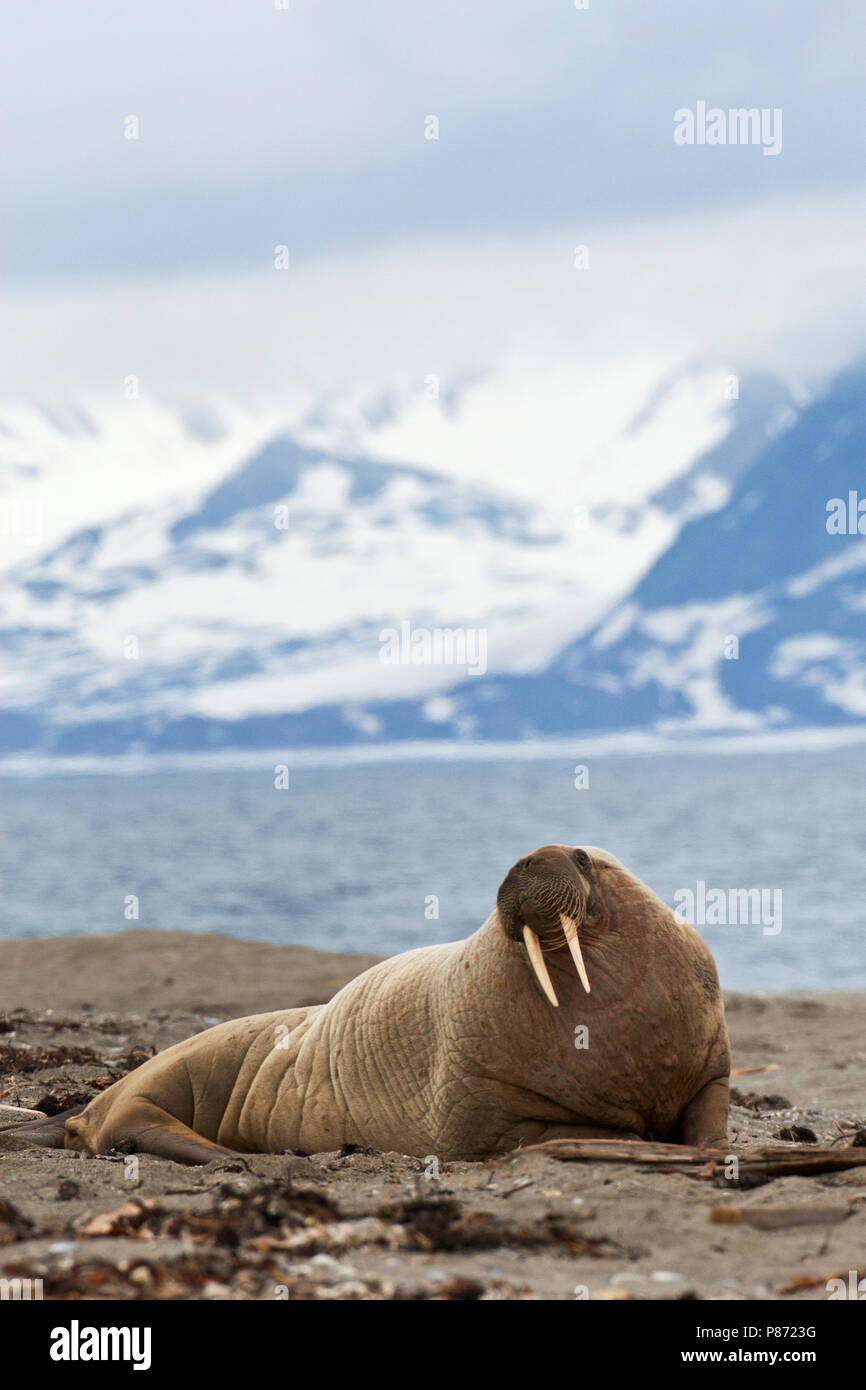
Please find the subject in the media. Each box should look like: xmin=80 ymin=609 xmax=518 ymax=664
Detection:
xmin=573 ymin=849 xmax=590 ymax=869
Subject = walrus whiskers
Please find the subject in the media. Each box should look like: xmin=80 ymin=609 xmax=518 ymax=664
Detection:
xmin=560 ymin=913 xmax=592 ymax=994
xmin=522 ymin=925 xmax=559 ymax=1007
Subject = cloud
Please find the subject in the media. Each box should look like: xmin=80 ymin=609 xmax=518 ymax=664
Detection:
xmin=2 ymin=0 xmax=865 ymax=282
xmin=2 ymin=190 xmax=865 ymax=409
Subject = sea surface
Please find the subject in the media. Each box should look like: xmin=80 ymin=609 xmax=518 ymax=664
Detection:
xmin=1 ymin=749 xmax=863 ymax=991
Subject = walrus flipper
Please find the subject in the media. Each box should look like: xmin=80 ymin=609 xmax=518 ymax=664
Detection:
xmin=678 ymin=1076 xmax=730 ymax=1148
xmin=65 ymin=1099 xmax=238 ymax=1166
xmin=0 ymin=1103 xmax=88 ymax=1151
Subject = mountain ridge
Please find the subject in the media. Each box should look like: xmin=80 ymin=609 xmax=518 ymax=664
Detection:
xmin=7 ymin=362 xmax=858 ymax=755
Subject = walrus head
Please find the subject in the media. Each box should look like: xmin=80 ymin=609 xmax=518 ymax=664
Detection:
xmin=496 ymin=844 xmax=603 ymax=1007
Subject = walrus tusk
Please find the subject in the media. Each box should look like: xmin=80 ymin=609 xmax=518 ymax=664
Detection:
xmin=522 ymin=925 xmax=559 ymax=1007
xmin=560 ymin=914 xmax=591 ymax=994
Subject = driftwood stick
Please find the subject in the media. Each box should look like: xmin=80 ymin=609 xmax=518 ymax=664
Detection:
xmin=711 ymin=1205 xmax=850 ymax=1229
xmin=0 ymin=1103 xmax=47 ymax=1121
xmin=511 ymin=1137 xmax=866 ymax=1178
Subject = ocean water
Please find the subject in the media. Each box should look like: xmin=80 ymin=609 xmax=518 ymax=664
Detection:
xmin=0 ymin=749 xmax=863 ymax=991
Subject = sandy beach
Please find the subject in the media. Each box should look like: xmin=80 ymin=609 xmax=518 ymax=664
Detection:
xmin=1 ymin=931 xmax=863 ymax=1301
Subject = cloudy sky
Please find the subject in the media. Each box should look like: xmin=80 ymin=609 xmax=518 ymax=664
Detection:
xmin=1 ymin=1 xmax=865 ymax=403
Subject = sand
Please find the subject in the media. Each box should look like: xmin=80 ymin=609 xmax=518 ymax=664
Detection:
xmin=0 ymin=930 xmax=863 ymax=1301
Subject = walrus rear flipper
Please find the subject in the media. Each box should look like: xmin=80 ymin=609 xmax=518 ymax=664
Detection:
xmin=0 ymin=1102 xmax=88 ymax=1151
xmin=65 ymin=1098 xmax=238 ymax=1166
xmin=678 ymin=1076 xmax=730 ymax=1148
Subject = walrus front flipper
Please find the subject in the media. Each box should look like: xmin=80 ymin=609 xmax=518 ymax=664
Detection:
xmin=0 ymin=1103 xmax=88 ymax=1151
xmin=678 ymin=1076 xmax=730 ymax=1148
xmin=65 ymin=1099 xmax=238 ymax=1166
xmin=131 ymin=1120 xmax=238 ymax=1165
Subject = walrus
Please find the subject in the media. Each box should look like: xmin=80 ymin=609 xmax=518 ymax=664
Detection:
xmin=2 ymin=846 xmax=730 ymax=1164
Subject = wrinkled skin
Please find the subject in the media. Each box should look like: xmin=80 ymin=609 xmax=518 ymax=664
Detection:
xmin=6 ymin=846 xmax=730 ymax=1164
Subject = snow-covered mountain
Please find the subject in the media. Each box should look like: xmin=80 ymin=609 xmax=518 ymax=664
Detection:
xmin=414 ymin=362 xmax=866 ymax=741
xmin=1 ymin=360 xmax=838 ymax=756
